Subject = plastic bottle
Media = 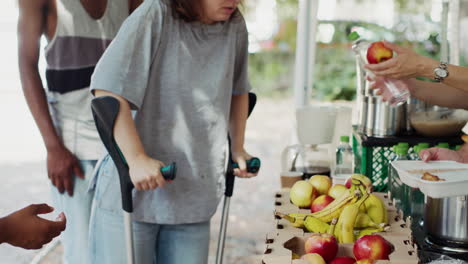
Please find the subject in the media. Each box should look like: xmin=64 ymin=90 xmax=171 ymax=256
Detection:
xmin=388 ymin=145 xmax=409 ymax=215
xmin=335 ymin=136 xmax=354 ymax=178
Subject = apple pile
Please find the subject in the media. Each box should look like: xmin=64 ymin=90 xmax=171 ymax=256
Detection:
xmin=289 ymin=176 xmax=334 ymax=212
xmin=299 ymin=234 xmax=394 ymax=264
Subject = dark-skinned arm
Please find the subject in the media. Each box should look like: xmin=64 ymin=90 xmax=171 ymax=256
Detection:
xmin=17 ymin=0 xmax=83 ymax=196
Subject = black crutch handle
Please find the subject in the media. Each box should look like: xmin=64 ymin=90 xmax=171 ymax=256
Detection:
xmin=91 ymin=96 xmax=176 ymax=213
xmin=232 ymin=157 xmax=261 ymax=173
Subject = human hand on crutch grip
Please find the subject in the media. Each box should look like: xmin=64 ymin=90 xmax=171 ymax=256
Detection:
xmin=128 ymin=155 xmax=171 ymax=190
xmin=232 ymin=151 xmax=260 ymax=178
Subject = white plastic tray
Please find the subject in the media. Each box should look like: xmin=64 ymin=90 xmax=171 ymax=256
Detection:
xmin=391 ymin=160 xmax=468 ymax=198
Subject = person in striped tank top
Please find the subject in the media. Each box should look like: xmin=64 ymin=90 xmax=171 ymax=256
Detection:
xmin=17 ymin=0 xmax=142 ymax=263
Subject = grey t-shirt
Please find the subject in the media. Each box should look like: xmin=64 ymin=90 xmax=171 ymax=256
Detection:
xmin=90 ymin=0 xmax=251 ymax=224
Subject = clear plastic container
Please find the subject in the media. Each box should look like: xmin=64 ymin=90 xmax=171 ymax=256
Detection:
xmin=388 ymin=144 xmax=409 ymax=215
xmin=281 ymin=144 xmax=331 ymax=179
xmin=352 ymin=38 xmax=409 ymax=106
xmin=408 ymin=143 xmax=429 ymax=226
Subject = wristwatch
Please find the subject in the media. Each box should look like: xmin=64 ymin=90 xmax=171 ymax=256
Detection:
xmin=434 ymin=61 xmax=449 ymax=82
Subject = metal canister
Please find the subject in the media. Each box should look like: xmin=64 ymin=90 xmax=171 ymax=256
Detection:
xmin=425 ymin=196 xmax=468 ymax=245
xmin=373 ymin=98 xmax=405 ymax=137
xmin=366 ymin=96 xmax=378 ymax=136
xmin=356 ymin=95 xmax=368 ymax=134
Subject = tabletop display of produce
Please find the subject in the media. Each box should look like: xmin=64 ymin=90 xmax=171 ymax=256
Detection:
xmin=262 ymin=174 xmax=416 ymax=264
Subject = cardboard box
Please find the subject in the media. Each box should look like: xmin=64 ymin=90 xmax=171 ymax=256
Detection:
xmin=262 ymin=232 xmax=418 ymax=264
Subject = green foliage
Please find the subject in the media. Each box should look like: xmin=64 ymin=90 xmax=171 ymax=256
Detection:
xmin=248 ymin=51 xmax=294 ymax=97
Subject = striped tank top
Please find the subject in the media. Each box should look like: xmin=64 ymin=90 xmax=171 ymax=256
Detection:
xmin=44 ymin=0 xmax=129 ymax=160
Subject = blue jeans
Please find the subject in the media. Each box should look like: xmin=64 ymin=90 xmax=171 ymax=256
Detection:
xmin=51 ymin=160 xmax=97 ymax=264
xmin=88 ymin=208 xmax=210 ymax=264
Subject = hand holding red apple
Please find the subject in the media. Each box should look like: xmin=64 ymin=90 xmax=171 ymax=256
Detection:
xmin=365 ymin=41 xmax=436 ymax=80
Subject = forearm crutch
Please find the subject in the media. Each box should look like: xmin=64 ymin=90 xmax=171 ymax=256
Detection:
xmin=91 ymin=96 xmax=176 ymax=264
xmin=216 ymin=92 xmax=261 ymax=264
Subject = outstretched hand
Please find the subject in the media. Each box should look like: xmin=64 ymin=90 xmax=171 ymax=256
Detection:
xmin=419 ymin=147 xmax=465 ymax=163
xmin=0 ymin=204 xmax=66 ymax=249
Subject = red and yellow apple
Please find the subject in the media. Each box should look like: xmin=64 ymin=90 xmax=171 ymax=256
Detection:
xmin=329 ymin=256 xmax=356 ymax=264
xmin=309 ymin=175 xmax=332 ymax=196
xmin=353 ymin=235 xmax=394 ymax=260
xmin=311 ymin=195 xmax=335 ymax=213
xmin=301 ymin=253 xmax=327 ymax=264
xmin=356 ymin=259 xmax=375 ymax=264
xmin=290 ymin=180 xmax=317 ymax=208
xmin=328 ymin=184 xmax=348 ymax=199
xmin=366 ymin=41 xmax=393 ymax=64
xmin=304 ymin=233 xmax=338 ymax=262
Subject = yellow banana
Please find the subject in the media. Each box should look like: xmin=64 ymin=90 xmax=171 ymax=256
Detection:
xmin=292 ymin=253 xmax=301 ymax=260
xmin=364 ymin=194 xmax=388 ymax=224
xmin=356 ymin=227 xmax=385 ymax=239
xmin=275 ymin=212 xmax=306 ymax=228
xmin=355 ymin=213 xmax=381 ymax=229
xmin=309 ymin=188 xmax=361 ymax=223
xmin=339 ymin=192 xmax=369 ymax=243
xmin=327 ymin=218 xmax=338 ymax=235
xmin=304 ymin=216 xmax=330 ymax=233
xmin=351 ymin=174 xmax=373 ymax=188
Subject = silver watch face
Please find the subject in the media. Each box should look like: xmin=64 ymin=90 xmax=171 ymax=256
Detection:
xmin=435 ymin=68 xmax=448 ymax=78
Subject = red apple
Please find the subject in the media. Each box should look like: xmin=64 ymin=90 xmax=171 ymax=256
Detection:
xmin=330 ymin=256 xmax=356 ymax=264
xmin=356 ymin=259 xmax=374 ymax=264
xmin=311 ymin=195 xmax=335 ymax=213
xmin=309 ymin=175 xmax=332 ymax=196
xmin=366 ymin=41 xmax=393 ymax=64
xmin=304 ymin=233 xmax=338 ymax=262
xmin=353 ymin=235 xmax=394 ymax=261
xmin=301 ymin=253 xmax=327 ymax=264
xmin=328 ymin=184 xmax=348 ymax=199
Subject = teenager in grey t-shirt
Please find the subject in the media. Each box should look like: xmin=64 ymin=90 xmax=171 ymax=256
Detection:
xmin=88 ymin=0 xmax=258 ymax=263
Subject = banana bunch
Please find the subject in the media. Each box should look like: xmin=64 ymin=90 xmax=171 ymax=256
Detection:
xmin=334 ymin=184 xmax=369 ymax=243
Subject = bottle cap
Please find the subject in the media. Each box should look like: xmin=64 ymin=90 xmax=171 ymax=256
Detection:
xmin=340 ymin=136 xmax=350 ymax=143
xmin=436 ymin=142 xmax=450 ymax=149
xmin=348 ymin=31 xmax=360 ymax=41
xmin=419 ymin=143 xmax=430 ymax=149
xmin=397 ymin=142 xmax=409 ymax=148
xmin=395 ymin=147 xmax=408 ymax=156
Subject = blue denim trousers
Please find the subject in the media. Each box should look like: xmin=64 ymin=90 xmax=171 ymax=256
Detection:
xmin=88 ymin=208 xmax=210 ymax=264
xmin=88 ymin=157 xmax=210 ymax=264
xmin=50 ymin=160 xmax=97 ymax=264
